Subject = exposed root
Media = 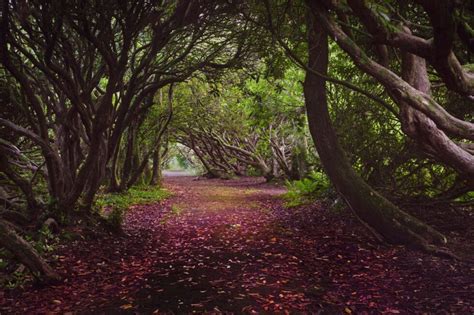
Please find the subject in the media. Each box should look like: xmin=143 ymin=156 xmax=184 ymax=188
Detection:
xmin=417 ymin=244 xmax=463 ymax=261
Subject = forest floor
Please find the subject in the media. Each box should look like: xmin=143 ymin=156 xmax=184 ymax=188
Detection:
xmin=1 ymin=176 xmax=473 ymax=314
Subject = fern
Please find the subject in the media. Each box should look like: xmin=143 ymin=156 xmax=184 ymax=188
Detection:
xmin=283 ymin=171 xmax=333 ymax=207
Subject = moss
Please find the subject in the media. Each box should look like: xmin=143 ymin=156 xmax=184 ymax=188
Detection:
xmin=462 ymin=63 xmax=474 ymax=73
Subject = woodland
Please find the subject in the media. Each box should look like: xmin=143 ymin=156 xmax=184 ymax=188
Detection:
xmin=0 ymin=0 xmax=473 ymax=313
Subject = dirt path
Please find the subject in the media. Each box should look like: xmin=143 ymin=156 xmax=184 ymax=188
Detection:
xmin=1 ymin=176 xmax=473 ymax=314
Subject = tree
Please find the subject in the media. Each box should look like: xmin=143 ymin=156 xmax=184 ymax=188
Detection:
xmin=252 ymin=0 xmax=471 ymax=250
xmin=303 ymin=6 xmax=447 ymax=249
xmin=0 ymin=0 xmax=254 ymax=213
xmin=108 ymin=86 xmax=173 ymax=192
xmin=309 ymin=0 xmax=474 ymax=187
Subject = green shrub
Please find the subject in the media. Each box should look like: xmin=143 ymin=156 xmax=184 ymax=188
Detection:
xmin=283 ymin=171 xmax=333 ymax=207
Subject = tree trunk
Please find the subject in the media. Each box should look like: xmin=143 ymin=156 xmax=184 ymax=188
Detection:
xmin=0 ymin=154 xmax=39 ymax=214
xmin=304 ymin=9 xmax=446 ymax=248
xmin=107 ymin=137 xmax=122 ymax=193
xmin=82 ymin=145 xmax=108 ymax=211
xmin=118 ymin=125 xmax=136 ymax=192
xmin=150 ymin=149 xmax=162 ymax=185
xmin=0 ymin=219 xmax=60 ymax=283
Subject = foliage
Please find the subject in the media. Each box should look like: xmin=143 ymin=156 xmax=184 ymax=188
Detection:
xmin=171 ymin=66 xmax=314 ymax=180
xmin=0 ymin=225 xmax=59 ymax=288
xmin=326 ymin=44 xmax=465 ymax=201
xmin=171 ymin=204 xmax=183 ymax=215
xmin=283 ymin=171 xmax=333 ymax=207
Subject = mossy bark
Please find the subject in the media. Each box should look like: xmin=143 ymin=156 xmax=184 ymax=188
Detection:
xmin=304 ymin=10 xmax=446 ymax=247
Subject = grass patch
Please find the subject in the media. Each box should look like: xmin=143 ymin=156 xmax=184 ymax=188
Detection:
xmin=96 ymin=185 xmax=170 ymax=210
xmin=96 ymin=185 xmax=170 ymax=230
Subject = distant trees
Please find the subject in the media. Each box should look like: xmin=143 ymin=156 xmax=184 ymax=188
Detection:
xmin=108 ymin=86 xmax=174 ymax=192
xmin=175 ymin=78 xmax=277 ymax=180
xmin=174 ymin=71 xmax=312 ymax=181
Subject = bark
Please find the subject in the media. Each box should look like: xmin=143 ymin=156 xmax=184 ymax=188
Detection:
xmin=150 ymin=149 xmax=162 ymax=185
xmin=119 ymin=125 xmax=136 ymax=191
xmin=0 ymin=154 xmax=39 ymax=213
xmin=343 ymin=0 xmax=474 ymax=96
xmin=0 ymin=210 xmax=30 ymax=226
xmin=0 ymin=219 xmax=60 ymax=283
xmin=82 ymin=143 xmax=108 ymax=210
xmin=309 ymin=6 xmax=474 ymax=141
xmin=107 ymin=136 xmax=122 ymax=192
xmin=304 ymin=7 xmax=447 ymax=247
xmin=399 ymin=38 xmax=474 ymax=186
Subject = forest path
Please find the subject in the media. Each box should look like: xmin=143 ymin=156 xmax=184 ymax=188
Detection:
xmin=2 ymin=176 xmax=473 ymax=314
xmin=120 ymin=176 xmax=320 ymax=313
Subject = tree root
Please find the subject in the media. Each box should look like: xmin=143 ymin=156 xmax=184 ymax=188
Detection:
xmin=0 ymin=219 xmax=61 ymax=283
xmin=416 ymin=243 xmax=463 ymax=261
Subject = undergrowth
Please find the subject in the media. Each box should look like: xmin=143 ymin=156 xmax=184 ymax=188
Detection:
xmin=95 ymin=185 xmax=170 ymax=230
xmin=0 ymin=225 xmax=59 ymax=289
xmin=283 ymin=171 xmax=334 ymax=207
xmin=1 ymin=186 xmax=170 ymax=289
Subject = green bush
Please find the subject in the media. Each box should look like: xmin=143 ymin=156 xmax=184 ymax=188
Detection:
xmin=283 ymin=171 xmax=333 ymax=207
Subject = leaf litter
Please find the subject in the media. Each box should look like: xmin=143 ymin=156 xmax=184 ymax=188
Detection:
xmin=1 ymin=176 xmax=473 ymax=313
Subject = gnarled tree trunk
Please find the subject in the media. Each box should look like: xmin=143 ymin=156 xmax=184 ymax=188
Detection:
xmin=304 ymin=9 xmax=446 ymax=248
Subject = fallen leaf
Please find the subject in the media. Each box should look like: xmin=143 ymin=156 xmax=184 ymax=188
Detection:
xmin=120 ymin=304 xmax=133 ymax=310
